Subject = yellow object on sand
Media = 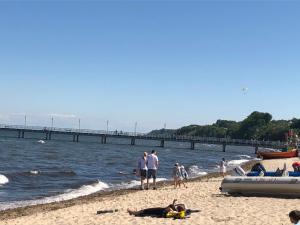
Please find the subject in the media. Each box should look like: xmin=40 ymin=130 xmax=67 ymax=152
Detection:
xmin=165 ymin=210 xmax=185 ymax=219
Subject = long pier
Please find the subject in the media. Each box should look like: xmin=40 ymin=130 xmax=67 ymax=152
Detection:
xmin=0 ymin=124 xmax=286 ymax=153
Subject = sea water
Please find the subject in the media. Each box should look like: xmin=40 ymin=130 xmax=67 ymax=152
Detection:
xmin=0 ymin=132 xmax=256 ymax=210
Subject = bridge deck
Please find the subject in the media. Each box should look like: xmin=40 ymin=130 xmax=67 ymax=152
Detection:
xmin=0 ymin=124 xmax=286 ymax=149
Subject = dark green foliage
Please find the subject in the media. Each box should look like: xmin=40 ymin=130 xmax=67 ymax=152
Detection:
xmin=214 ymin=120 xmax=240 ymax=138
xmin=234 ymin=111 xmax=272 ymax=139
xmin=148 ymin=128 xmax=176 ymax=136
xmin=264 ymin=120 xmax=290 ymax=141
xmin=148 ymin=111 xmax=298 ymax=141
xmin=177 ymin=125 xmax=226 ymax=138
xmin=291 ymin=118 xmax=300 ymax=129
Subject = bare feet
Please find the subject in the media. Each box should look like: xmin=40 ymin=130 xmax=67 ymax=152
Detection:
xmin=127 ymin=209 xmax=139 ymax=216
xmin=127 ymin=209 xmax=134 ymax=215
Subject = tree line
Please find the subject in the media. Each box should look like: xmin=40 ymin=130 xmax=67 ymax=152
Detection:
xmin=149 ymin=111 xmax=300 ymax=141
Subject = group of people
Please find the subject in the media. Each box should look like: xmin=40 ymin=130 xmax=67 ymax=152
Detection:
xmin=136 ymin=149 xmax=191 ymax=190
xmin=172 ymin=163 xmax=188 ymax=188
xmin=136 ymin=151 xmax=228 ymax=190
xmin=137 ymin=150 xmax=159 ymax=190
xmin=132 ymin=153 xmax=300 ymax=222
xmin=250 ymin=161 xmax=300 ymax=176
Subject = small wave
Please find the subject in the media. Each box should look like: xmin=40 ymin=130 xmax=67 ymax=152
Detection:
xmin=0 ymin=174 xmax=9 ymax=185
xmin=0 ymin=180 xmax=109 ymax=211
xmin=112 ymin=178 xmax=167 ymax=190
xmin=188 ymin=165 xmax=208 ymax=177
xmin=226 ymin=159 xmax=250 ymax=166
xmin=116 ymin=178 xmax=167 ymax=189
xmin=37 ymin=140 xmax=45 ymax=144
xmin=29 ymin=170 xmax=40 ymax=175
xmin=57 ymin=180 xmax=109 ymax=200
xmin=236 ymin=155 xmax=252 ymax=159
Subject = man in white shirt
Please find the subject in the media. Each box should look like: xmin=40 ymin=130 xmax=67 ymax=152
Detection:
xmin=146 ymin=150 xmax=159 ymax=190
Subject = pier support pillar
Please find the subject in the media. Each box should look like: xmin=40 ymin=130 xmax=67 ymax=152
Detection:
xmin=131 ymin=137 xmax=135 ymax=145
xmin=45 ymin=132 xmax=48 ymax=140
xmin=191 ymin=141 xmax=195 ymax=150
xmin=21 ymin=131 xmax=24 ymax=138
xmin=18 ymin=130 xmax=21 ymax=138
xmin=222 ymin=143 xmax=226 ymax=152
xmin=48 ymin=132 xmax=52 ymax=140
xmin=101 ymin=135 xmax=107 ymax=144
xmin=255 ymin=145 xmax=259 ymax=154
xmin=76 ymin=134 xmax=79 ymax=142
xmin=73 ymin=134 xmax=76 ymax=142
xmin=160 ymin=139 xmax=165 ymax=148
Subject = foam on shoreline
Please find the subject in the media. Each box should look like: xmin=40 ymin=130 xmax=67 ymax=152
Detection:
xmin=0 ymin=160 xmax=258 ymax=221
xmin=0 ymin=156 xmax=255 ymax=212
xmin=0 ymin=178 xmax=169 ymax=211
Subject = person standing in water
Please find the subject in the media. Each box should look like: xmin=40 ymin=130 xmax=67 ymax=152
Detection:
xmin=220 ymin=158 xmax=226 ymax=177
xmin=137 ymin=152 xmax=148 ymax=190
xmin=146 ymin=150 xmax=159 ymax=190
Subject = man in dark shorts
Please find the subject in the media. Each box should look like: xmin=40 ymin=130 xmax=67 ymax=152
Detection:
xmin=137 ymin=152 xmax=148 ymax=190
xmin=146 ymin=150 xmax=159 ymax=190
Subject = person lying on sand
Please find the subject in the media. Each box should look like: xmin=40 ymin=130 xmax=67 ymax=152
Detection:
xmin=127 ymin=199 xmax=200 ymax=219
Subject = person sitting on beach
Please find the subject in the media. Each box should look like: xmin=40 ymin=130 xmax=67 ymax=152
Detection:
xmin=289 ymin=210 xmax=300 ymax=224
xmin=127 ymin=199 xmax=199 ymax=219
xmin=251 ymin=163 xmax=267 ymax=176
xmin=292 ymin=162 xmax=300 ymax=172
xmin=137 ymin=152 xmax=148 ymax=190
xmin=251 ymin=163 xmax=266 ymax=174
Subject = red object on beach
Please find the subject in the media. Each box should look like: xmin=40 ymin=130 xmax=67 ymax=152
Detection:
xmin=257 ymin=149 xmax=298 ymax=159
xmin=292 ymin=161 xmax=300 ymax=167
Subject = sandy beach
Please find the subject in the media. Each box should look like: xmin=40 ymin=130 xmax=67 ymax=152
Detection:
xmin=1 ymin=158 xmax=299 ymax=225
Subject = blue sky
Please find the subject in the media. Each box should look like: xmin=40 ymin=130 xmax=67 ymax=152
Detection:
xmin=0 ymin=1 xmax=299 ymax=132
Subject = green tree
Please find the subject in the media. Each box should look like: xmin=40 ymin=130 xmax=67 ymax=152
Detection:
xmin=235 ymin=111 xmax=272 ymax=139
